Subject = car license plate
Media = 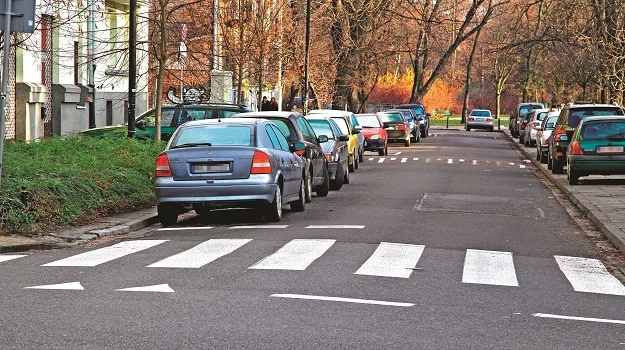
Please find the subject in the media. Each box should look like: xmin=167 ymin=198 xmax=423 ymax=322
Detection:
xmin=193 ymin=163 xmax=230 ymax=173
xmin=596 ymin=146 xmax=624 ymax=154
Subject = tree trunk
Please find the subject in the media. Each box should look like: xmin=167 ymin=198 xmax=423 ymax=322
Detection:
xmin=154 ymin=3 xmax=168 ymax=142
xmin=461 ymin=27 xmax=482 ymax=124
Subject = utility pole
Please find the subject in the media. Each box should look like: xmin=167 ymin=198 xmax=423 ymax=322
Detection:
xmin=0 ymin=0 xmax=12 ymax=186
xmin=87 ymin=0 xmax=96 ymax=129
xmin=127 ymin=0 xmax=137 ymax=137
xmin=303 ymin=0 xmax=310 ymax=115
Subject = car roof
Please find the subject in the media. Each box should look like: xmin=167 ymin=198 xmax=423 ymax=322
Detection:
xmin=581 ymin=116 xmax=625 ymax=122
xmin=182 ymin=117 xmax=263 ymax=127
xmin=235 ymin=111 xmax=298 ymax=119
xmin=566 ymin=103 xmax=623 ymax=109
xmin=470 ymin=109 xmax=491 ymax=112
xmin=305 ymin=114 xmax=334 ymax=121
xmin=308 ymin=109 xmax=354 ymax=117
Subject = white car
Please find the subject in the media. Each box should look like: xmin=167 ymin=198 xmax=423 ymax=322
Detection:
xmin=536 ymin=115 xmax=559 ymax=163
xmin=524 ymin=108 xmax=560 ymax=147
xmin=466 ymin=109 xmax=495 ymax=131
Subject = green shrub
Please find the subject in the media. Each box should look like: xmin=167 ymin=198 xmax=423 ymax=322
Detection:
xmin=0 ymin=135 xmax=166 ymax=235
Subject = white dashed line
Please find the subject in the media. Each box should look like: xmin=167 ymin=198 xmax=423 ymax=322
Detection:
xmin=271 ymin=294 xmax=414 ymax=307
xmin=447 ymin=159 xmax=453 ymax=164
xmin=472 ymin=160 xmax=477 ymax=165
xmin=425 ymin=158 xmax=431 ymax=163
xmin=391 ymin=158 xmax=397 ymax=161
xmin=459 ymin=159 xmax=465 ymax=163
xmin=378 ymin=158 xmax=385 ymax=163
xmin=413 ymin=158 xmax=419 ymax=161
xmin=533 ymin=313 xmax=625 ymax=325
xmin=401 ymin=158 xmax=407 ymax=163
xmin=306 ymin=225 xmax=365 ymax=229
xmin=368 ymin=158 xmax=374 ymax=161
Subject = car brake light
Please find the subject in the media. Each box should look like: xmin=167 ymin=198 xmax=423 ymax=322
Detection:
xmin=325 ymin=154 xmax=332 ymax=163
xmin=295 ymin=149 xmax=305 ymax=156
xmin=155 ymin=154 xmax=172 ymax=177
xmin=251 ymin=151 xmax=272 ymax=174
xmin=397 ymin=124 xmax=406 ymax=131
xmin=570 ymin=141 xmax=584 ymax=155
xmin=554 ymin=129 xmax=566 ymax=142
xmin=468 ymin=117 xmax=474 ymax=121
xmin=487 ymin=118 xmax=493 ymax=122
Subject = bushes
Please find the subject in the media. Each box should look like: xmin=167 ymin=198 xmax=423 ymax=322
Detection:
xmin=0 ymin=135 xmax=165 ymax=234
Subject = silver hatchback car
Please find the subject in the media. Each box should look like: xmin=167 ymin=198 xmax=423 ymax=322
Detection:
xmin=154 ymin=118 xmax=306 ymax=225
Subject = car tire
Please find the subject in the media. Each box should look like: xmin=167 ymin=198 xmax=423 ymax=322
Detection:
xmin=466 ymin=126 xmax=470 ymax=131
xmin=343 ymin=163 xmax=350 ymax=184
xmin=552 ymin=158 xmax=564 ymax=174
xmin=291 ymin=178 xmax=306 ymax=212
xmin=378 ymin=148 xmax=385 ymax=156
xmin=421 ymin=128 xmax=428 ymax=138
xmin=519 ymin=135 xmax=524 ymax=144
xmin=264 ymin=185 xmax=282 ymax=222
xmin=404 ymin=137 xmax=410 ymax=147
xmin=547 ymin=152 xmax=553 ymax=170
xmin=330 ymin=163 xmax=344 ymax=191
xmin=416 ymin=131 xmax=421 ymax=143
xmin=359 ymin=149 xmax=364 ymax=163
xmin=304 ymin=169 xmax=313 ymax=203
xmin=354 ymin=152 xmax=359 ymax=170
xmin=348 ymin=154 xmax=355 ymax=173
xmin=490 ymin=127 xmax=494 ymax=132
xmin=315 ymin=165 xmax=330 ymax=197
xmin=567 ymin=165 xmax=579 ymax=185
xmin=158 ymin=204 xmax=178 ymax=227
xmin=536 ymin=148 xmax=541 ymax=161
xmin=540 ymin=150 xmax=547 ymax=164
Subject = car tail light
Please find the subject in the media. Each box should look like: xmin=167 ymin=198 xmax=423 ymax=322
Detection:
xmin=295 ymin=149 xmax=305 ymax=156
xmin=468 ymin=117 xmax=474 ymax=121
xmin=155 ymin=154 xmax=172 ymax=177
xmin=487 ymin=118 xmax=493 ymax=122
xmin=570 ymin=141 xmax=584 ymax=155
xmin=325 ymin=154 xmax=332 ymax=163
xmin=251 ymin=150 xmax=272 ymax=174
xmin=554 ymin=129 xmax=567 ymax=142
xmin=397 ymin=124 xmax=407 ymax=131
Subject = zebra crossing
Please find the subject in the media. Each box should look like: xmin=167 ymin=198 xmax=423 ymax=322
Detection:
xmin=368 ymin=156 xmax=531 ymax=169
xmin=3 ymin=238 xmax=625 ymax=296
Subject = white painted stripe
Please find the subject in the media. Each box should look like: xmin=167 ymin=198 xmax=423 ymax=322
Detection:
xmin=533 ymin=313 xmax=625 ymax=325
xmin=462 ymin=249 xmax=519 ymax=286
xmin=229 ymin=225 xmax=288 ymax=229
xmin=368 ymin=158 xmax=374 ymax=161
xmin=437 ymin=158 xmax=441 ymax=161
xmin=555 ymin=256 xmax=625 ymax=295
xmin=378 ymin=158 xmax=385 ymax=163
xmin=509 ymin=162 xmax=515 ymax=165
xmin=447 ymin=159 xmax=453 ymax=164
xmin=393 ymin=152 xmax=402 ymax=155
xmin=355 ymin=242 xmax=424 ymax=278
xmin=158 ymin=226 xmax=212 ymax=231
xmin=413 ymin=158 xmax=419 ymax=161
xmin=26 ymin=282 xmax=84 ymax=290
xmin=147 ymin=239 xmax=251 ymax=268
xmin=117 ymin=284 xmax=175 ymax=293
xmin=306 ymin=225 xmax=365 ymax=229
xmin=520 ymin=165 xmax=526 ymax=169
xmin=496 ymin=161 xmax=501 ymax=166
xmin=401 ymin=158 xmax=407 ymax=163
xmin=0 ymin=255 xmax=25 ymax=263
xmin=459 ymin=159 xmax=465 ymax=162
xmin=249 ymin=239 xmax=335 ymax=270
xmin=391 ymin=157 xmax=397 ymax=161
xmin=472 ymin=160 xmax=477 ymax=165
xmin=43 ymin=240 xmax=167 ymax=267
xmin=425 ymin=158 xmax=431 ymax=163
xmin=271 ymin=294 xmax=414 ymax=307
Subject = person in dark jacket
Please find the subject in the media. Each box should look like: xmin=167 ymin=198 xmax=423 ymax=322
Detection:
xmin=261 ymin=96 xmax=271 ymax=111
xmin=269 ymin=97 xmax=279 ymax=111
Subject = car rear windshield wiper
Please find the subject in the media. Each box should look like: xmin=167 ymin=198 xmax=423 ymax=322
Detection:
xmin=170 ymin=142 xmax=212 ymax=149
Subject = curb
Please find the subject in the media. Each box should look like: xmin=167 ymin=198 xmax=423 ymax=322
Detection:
xmin=503 ymin=131 xmax=625 ymax=254
xmin=85 ymin=213 xmax=160 ymax=239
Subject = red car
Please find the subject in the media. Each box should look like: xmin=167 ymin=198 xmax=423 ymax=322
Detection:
xmin=355 ymin=113 xmax=389 ymax=156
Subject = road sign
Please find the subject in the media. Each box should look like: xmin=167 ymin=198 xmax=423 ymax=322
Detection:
xmin=0 ymin=0 xmax=36 ymax=33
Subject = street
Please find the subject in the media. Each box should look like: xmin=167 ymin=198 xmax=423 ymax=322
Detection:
xmin=2 ymin=129 xmax=624 ymax=349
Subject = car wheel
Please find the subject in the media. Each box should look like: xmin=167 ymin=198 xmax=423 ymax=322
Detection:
xmin=490 ymin=127 xmax=494 ymax=132
xmin=304 ymin=169 xmax=312 ymax=203
xmin=519 ymin=135 xmax=524 ymax=144
xmin=404 ymin=137 xmax=410 ymax=147
xmin=567 ymin=164 xmax=579 ymax=185
xmin=416 ymin=131 xmax=421 ymax=143
xmin=348 ymin=154 xmax=355 ymax=173
xmin=359 ymin=149 xmax=364 ymax=163
xmin=540 ymin=149 xmax=547 ymax=164
xmin=290 ymin=178 xmax=306 ymax=212
xmin=552 ymin=158 xmax=564 ymax=174
xmin=315 ymin=165 xmax=330 ymax=197
xmin=343 ymin=163 xmax=350 ymax=184
xmin=330 ymin=162 xmax=344 ymax=190
xmin=378 ymin=148 xmax=385 ymax=156
xmin=421 ymin=128 xmax=428 ymax=138
xmin=354 ymin=152 xmax=359 ymax=170
xmin=536 ymin=148 xmax=541 ymax=161
xmin=264 ymin=185 xmax=282 ymax=222
xmin=547 ymin=151 xmax=553 ymax=170
xmin=466 ymin=125 xmax=470 ymax=131
xmin=158 ymin=204 xmax=178 ymax=227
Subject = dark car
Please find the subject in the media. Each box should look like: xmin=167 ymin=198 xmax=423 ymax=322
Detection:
xmin=511 ymin=103 xmax=544 ymax=137
xmin=80 ymin=103 xmax=251 ymax=141
xmin=548 ymin=103 xmax=625 ymax=174
xmin=154 ymin=118 xmax=306 ymax=225
xmin=306 ymin=115 xmax=350 ymax=190
xmin=386 ymin=109 xmax=421 ymax=142
xmin=354 ymin=113 xmax=389 ymax=156
xmin=396 ymin=103 xmax=430 ymax=138
xmin=518 ymin=112 xmax=534 ymax=144
xmin=236 ymin=111 xmax=330 ymax=201
xmin=378 ymin=111 xmax=411 ymax=147
xmin=567 ymin=116 xmax=625 ymax=185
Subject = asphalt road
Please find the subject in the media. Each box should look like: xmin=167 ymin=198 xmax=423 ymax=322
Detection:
xmin=2 ymin=129 xmax=624 ymax=349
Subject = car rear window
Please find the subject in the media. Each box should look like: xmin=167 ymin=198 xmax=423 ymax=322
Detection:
xmin=140 ymin=109 xmax=176 ymax=127
xmin=173 ymin=125 xmax=252 ymax=146
xmin=378 ymin=113 xmax=404 ymax=123
xmin=544 ymin=116 xmax=558 ymax=129
xmin=308 ymin=120 xmax=335 ymax=139
xmin=355 ymin=114 xmax=381 ymax=128
xmin=568 ymin=108 xmax=625 ymax=128
xmin=581 ymin=120 xmax=625 ymax=140
xmin=519 ymin=105 xmax=543 ymax=116
xmin=470 ymin=110 xmax=491 ymax=117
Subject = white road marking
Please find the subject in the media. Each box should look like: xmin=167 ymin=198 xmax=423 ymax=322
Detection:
xmin=42 ymin=240 xmax=168 ymax=267
xmin=0 ymin=255 xmax=25 ymax=263
xmin=25 ymin=282 xmax=84 ymax=290
xmin=437 ymin=158 xmax=441 ymax=161
xmin=117 ymin=284 xmax=175 ymax=293
xmin=555 ymin=256 xmax=625 ymax=295
xmin=496 ymin=161 xmax=501 ymax=166
xmin=413 ymin=158 xmax=419 ymax=161
xmin=520 ymin=165 xmax=526 ymax=169
xmin=391 ymin=157 xmax=397 ymax=161
xmin=462 ymin=249 xmax=519 ymax=286
xmin=306 ymin=225 xmax=365 ymax=229
xmin=533 ymin=313 xmax=625 ymax=325
xmin=355 ymin=243 xmax=424 ymax=278
xmin=229 ymin=225 xmax=288 ymax=229
xmin=448 ymin=159 xmax=453 ymax=164
xmin=472 ymin=160 xmax=477 ymax=165
xmin=401 ymin=158 xmax=407 ymax=163
xmin=249 ymin=239 xmax=336 ymax=270
xmin=459 ymin=159 xmax=465 ymax=162
xmin=393 ymin=152 xmax=402 ymax=155
xmin=509 ymin=162 xmax=515 ymax=165
xmin=368 ymin=158 xmax=374 ymax=161
xmin=425 ymin=158 xmax=431 ymax=163
xmin=378 ymin=158 xmax=385 ymax=163
xmin=158 ymin=226 xmax=212 ymax=231
xmin=271 ymin=294 xmax=414 ymax=307
xmin=523 ymin=159 xmax=532 ymax=163
xmin=147 ymin=239 xmax=252 ymax=268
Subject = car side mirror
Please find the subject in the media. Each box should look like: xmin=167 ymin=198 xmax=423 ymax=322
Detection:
xmin=317 ymin=135 xmax=329 ymax=143
xmin=352 ymin=127 xmax=361 ymax=134
xmin=290 ymin=141 xmax=306 ymax=153
xmin=338 ymin=135 xmax=350 ymax=142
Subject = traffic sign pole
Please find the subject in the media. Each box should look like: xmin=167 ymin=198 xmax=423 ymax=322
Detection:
xmin=0 ymin=0 xmax=13 ymax=187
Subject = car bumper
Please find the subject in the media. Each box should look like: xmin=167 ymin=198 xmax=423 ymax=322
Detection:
xmin=467 ymin=122 xmax=494 ymax=129
xmin=552 ymin=141 xmax=569 ymax=161
xmin=568 ymin=156 xmax=625 ymax=175
xmin=155 ymin=175 xmax=276 ymax=207
xmin=364 ymin=138 xmax=385 ymax=150
xmin=387 ymin=130 xmax=410 ymax=140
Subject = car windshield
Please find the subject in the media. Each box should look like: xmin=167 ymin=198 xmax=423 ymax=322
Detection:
xmin=470 ymin=110 xmax=490 ymax=117
xmin=355 ymin=114 xmax=381 ymax=128
xmin=378 ymin=113 xmax=404 ymax=123
xmin=519 ymin=105 xmax=543 ymax=115
xmin=569 ymin=108 xmax=625 ymax=127
xmin=308 ymin=120 xmax=335 ymax=139
xmin=331 ymin=117 xmax=349 ymax=135
xmin=172 ymin=125 xmax=252 ymax=147
xmin=581 ymin=120 xmax=625 ymax=140
xmin=544 ymin=116 xmax=558 ymax=129
xmin=139 ymin=109 xmax=176 ymax=127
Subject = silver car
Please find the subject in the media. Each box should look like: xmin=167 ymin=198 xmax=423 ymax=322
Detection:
xmin=154 ymin=118 xmax=306 ymax=225
xmin=536 ymin=115 xmax=559 ymax=163
xmin=466 ymin=109 xmax=495 ymax=131
xmin=524 ymin=108 xmax=560 ymax=147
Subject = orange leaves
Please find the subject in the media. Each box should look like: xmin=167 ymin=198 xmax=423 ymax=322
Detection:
xmin=422 ymin=79 xmax=461 ymax=116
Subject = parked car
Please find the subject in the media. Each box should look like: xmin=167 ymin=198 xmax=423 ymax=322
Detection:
xmin=548 ymin=103 xmax=625 ymax=174
xmin=567 ymin=116 xmax=625 ymax=185
xmin=385 ymin=109 xmax=421 ymax=142
xmin=378 ymin=111 xmax=411 ymax=147
xmin=510 ymin=102 xmax=544 ymax=137
xmin=234 ymin=111 xmax=330 ymax=201
xmin=80 ymin=103 xmax=251 ymax=141
xmin=466 ymin=109 xmax=495 ymax=131
xmin=308 ymin=110 xmax=363 ymax=173
xmin=306 ymin=115 xmax=350 ymax=190
xmin=355 ymin=113 xmax=389 ymax=156
xmin=396 ymin=103 xmax=430 ymax=138
xmin=523 ymin=108 xmax=560 ymax=147
xmin=518 ymin=112 xmax=535 ymax=144
xmin=154 ymin=118 xmax=306 ymax=225
xmin=536 ymin=115 xmax=559 ymax=163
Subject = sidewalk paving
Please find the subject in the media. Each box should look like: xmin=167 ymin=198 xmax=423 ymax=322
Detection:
xmin=2 ymin=127 xmax=625 ymax=256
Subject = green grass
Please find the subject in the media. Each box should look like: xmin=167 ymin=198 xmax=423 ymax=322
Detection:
xmin=0 ymin=135 xmax=166 ymax=235
xmin=429 ymin=115 xmax=510 ymax=127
